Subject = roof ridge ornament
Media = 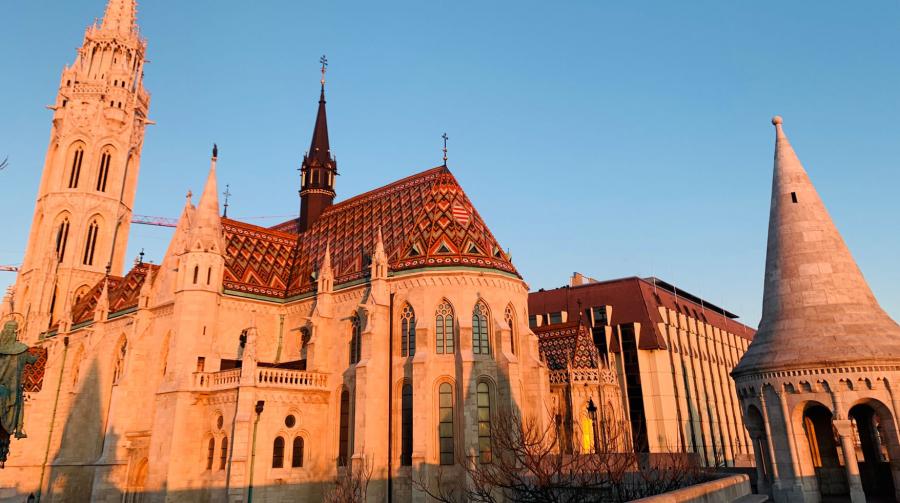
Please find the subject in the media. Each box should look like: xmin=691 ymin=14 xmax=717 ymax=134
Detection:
xmin=442 ymin=133 xmax=449 ymax=167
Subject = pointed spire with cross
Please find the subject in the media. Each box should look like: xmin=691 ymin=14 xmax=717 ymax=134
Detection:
xmin=320 ymin=54 xmax=328 ymax=87
xmin=223 ymin=184 xmax=231 ymax=218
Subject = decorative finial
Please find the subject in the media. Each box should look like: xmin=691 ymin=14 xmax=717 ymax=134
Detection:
xmin=442 ymin=133 xmax=449 ymax=166
xmin=223 ymin=184 xmax=231 ymax=218
xmin=138 ymin=248 xmax=145 ymax=265
xmin=320 ymin=54 xmax=328 ymax=86
xmin=212 ymin=143 xmax=218 ymax=159
xmin=186 ymin=190 xmax=193 ymax=201
xmin=772 ymin=115 xmax=783 ymax=126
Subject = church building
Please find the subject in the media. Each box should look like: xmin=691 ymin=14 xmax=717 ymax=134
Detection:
xmin=0 ymin=1 xmax=558 ymax=501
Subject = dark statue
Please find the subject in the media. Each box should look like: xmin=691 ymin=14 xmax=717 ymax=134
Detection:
xmin=0 ymin=320 xmax=36 ymax=466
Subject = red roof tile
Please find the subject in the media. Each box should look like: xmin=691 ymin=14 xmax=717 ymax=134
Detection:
xmin=535 ymin=322 xmax=603 ymax=370
xmin=70 ymin=263 xmax=158 ymax=325
xmin=223 ymin=166 xmax=518 ymax=298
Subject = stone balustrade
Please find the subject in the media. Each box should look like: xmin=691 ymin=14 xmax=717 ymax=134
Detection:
xmin=192 ymin=367 xmax=328 ymax=392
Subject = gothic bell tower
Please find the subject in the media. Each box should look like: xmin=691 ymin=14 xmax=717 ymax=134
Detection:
xmin=13 ymin=0 xmax=151 ymax=340
xmin=298 ymin=56 xmax=337 ymax=233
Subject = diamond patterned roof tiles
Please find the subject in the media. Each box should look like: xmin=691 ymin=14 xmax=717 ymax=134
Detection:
xmin=223 ymin=166 xmax=518 ymax=299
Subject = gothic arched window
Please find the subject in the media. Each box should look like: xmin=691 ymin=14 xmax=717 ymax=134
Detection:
xmin=439 ymin=382 xmax=454 ymax=465
xmin=472 ymin=302 xmax=491 ymax=355
xmin=82 ymin=220 xmax=99 ymax=266
xmin=68 ymin=145 xmax=84 ymax=188
xmin=96 ymin=149 xmax=112 ymax=192
xmin=292 ymin=437 xmax=304 ymax=468
xmin=206 ymin=437 xmax=215 ymax=470
xmin=219 ymin=436 xmax=228 ymax=470
xmin=435 ymin=300 xmax=455 ymax=354
xmin=477 ymin=382 xmax=493 ymax=463
xmin=55 ymin=218 xmax=70 ymax=263
xmin=505 ymin=304 xmax=516 ymax=355
xmin=272 ymin=436 xmax=285 ymax=468
xmin=400 ymin=304 xmax=416 ymax=357
xmin=349 ymin=314 xmax=362 ymax=365
xmin=401 ymin=383 xmax=413 ymax=466
xmin=338 ymin=389 xmax=351 ymax=467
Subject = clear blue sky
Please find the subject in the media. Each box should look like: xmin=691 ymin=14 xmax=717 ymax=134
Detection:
xmin=2 ymin=1 xmax=899 ymax=327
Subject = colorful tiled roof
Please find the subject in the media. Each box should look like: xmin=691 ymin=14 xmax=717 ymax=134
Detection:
xmin=535 ymin=321 xmax=603 ymax=371
xmin=223 ymin=166 xmax=518 ymax=299
xmin=70 ymin=263 xmax=158 ymax=325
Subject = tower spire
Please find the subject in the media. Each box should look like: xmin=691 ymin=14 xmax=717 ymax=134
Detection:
xmin=298 ymin=56 xmax=337 ymax=233
xmin=101 ymin=0 xmax=137 ymax=35
xmin=733 ymin=116 xmax=900 ymax=376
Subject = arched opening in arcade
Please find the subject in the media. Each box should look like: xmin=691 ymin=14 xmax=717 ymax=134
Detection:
xmin=801 ymin=403 xmax=848 ymax=498
xmin=848 ymin=399 xmax=900 ymax=501
xmin=744 ymin=404 xmax=772 ymax=495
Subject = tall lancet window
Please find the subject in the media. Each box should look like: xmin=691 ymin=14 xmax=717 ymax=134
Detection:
xmin=477 ymin=382 xmax=493 ymax=463
xmin=472 ymin=302 xmax=491 ymax=355
xmin=400 ymin=383 xmax=413 ymax=466
xmin=338 ymin=389 xmax=351 ymax=467
xmin=83 ymin=220 xmax=99 ymax=266
xmin=349 ymin=314 xmax=362 ymax=365
xmin=505 ymin=305 xmax=516 ymax=355
xmin=400 ymin=304 xmax=416 ymax=357
xmin=438 ymin=382 xmax=455 ymax=465
xmin=96 ymin=148 xmax=112 ymax=192
xmin=435 ymin=300 xmax=455 ymax=354
xmin=68 ymin=146 xmax=84 ymax=188
xmin=55 ymin=218 xmax=70 ymax=263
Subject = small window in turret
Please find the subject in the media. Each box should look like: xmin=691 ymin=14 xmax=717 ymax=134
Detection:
xmin=791 ymin=192 xmax=798 ymax=204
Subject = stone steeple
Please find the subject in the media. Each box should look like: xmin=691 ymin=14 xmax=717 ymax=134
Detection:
xmin=733 ymin=116 xmax=900 ymax=376
xmin=101 ymin=0 xmax=137 ymax=35
xmin=189 ymin=145 xmax=224 ymax=252
xmin=11 ymin=0 xmax=150 ymax=342
xmin=298 ymin=68 xmax=338 ymax=233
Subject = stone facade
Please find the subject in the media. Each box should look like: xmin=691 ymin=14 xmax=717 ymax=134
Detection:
xmin=733 ymin=117 xmax=900 ymax=503
xmin=0 ymin=2 xmax=560 ymax=502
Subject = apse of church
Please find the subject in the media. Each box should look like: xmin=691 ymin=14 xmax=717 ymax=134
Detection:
xmin=0 ymin=2 xmax=554 ymax=501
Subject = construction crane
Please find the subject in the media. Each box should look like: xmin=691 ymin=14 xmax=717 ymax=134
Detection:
xmin=132 ymin=214 xmax=178 ymax=228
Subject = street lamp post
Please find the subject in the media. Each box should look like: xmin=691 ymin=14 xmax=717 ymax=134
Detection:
xmin=248 ymin=400 xmax=265 ymax=503
xmin=587 ymin=398 xmax=600 ymax=454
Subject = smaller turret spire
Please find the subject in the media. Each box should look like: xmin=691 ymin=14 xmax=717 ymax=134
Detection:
xmin=299 ymin=57 xmax=338 ymax=233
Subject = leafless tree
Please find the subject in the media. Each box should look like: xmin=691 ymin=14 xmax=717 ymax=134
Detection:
xmin=413 ymin=412 xmax=707 ymax=503
xmin=323 ymin=455 xmax=373 ymax=503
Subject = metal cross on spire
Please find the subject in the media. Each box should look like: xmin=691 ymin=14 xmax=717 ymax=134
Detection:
xmin=320 ymin=54 xmax=328 ymax=86
xmin=442 ymin=133 xmax=449 ymax=166
xmin=222 ymin=184 xmax=231 ymax=218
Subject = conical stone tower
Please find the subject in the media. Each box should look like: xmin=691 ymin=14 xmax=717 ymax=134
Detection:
xmin=733 ymin=117 xmax=900 ymax=503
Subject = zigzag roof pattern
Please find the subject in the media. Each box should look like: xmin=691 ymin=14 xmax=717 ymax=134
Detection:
xmin=223 ymin=166 xmax=518 ymax=299
xmin=535 ymin=321 xmax=603 ymax=371
xmin=69 ymin=263 xmax=158 ymax=325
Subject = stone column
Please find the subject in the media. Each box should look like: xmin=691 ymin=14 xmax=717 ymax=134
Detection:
xmin=748 ymin=429 xmax=770 ymax=496
xmin=758 ymin=390 xmax=781 ymax=489
xmin=776 ymin=390 xmax=804 ymax=497
xmin=834 ymin=419 xmax=866 ymax=503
